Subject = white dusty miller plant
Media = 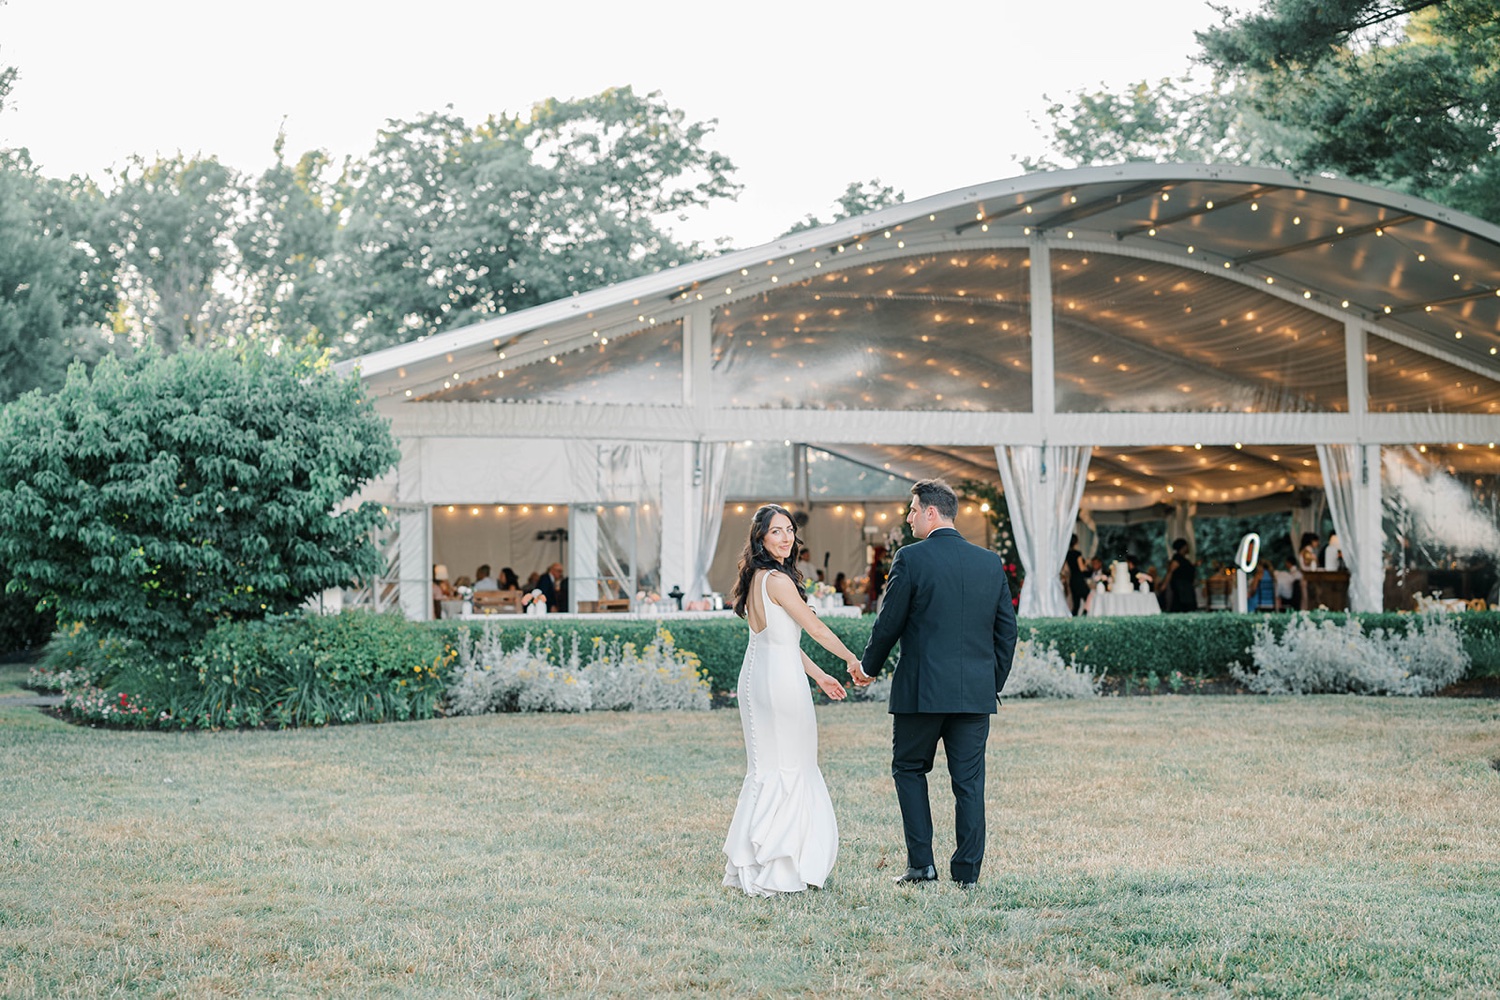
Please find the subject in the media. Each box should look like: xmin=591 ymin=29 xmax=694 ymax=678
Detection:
xmin=852 ymin=636 xmax=1100 ymax=702
xmin=445 ymin=625 xmax=710 ymax=715
xmin=1232 ymin=611 xmax=1468 ymax=696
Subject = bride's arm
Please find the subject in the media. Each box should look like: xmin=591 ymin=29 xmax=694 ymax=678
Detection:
xmin=766 ymin=571 xmax=860 ymax=692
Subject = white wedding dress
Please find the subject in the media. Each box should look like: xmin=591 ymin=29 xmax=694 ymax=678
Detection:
xmin=722 ymin=571 xmax=838 ymax=895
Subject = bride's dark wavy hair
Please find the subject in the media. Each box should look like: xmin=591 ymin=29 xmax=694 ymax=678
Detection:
xmin=729 ymin=503 xmax=807 ymax=619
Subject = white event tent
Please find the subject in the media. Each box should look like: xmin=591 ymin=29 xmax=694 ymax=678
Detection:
xmin=334 ymin=163 xmax=1500 ymax=619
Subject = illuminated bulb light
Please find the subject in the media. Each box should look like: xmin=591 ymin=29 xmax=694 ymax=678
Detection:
xmin=1234 ymin=442 xmax=1243 ymax=449
xmin=1341 ymin=300 xmax=1350 ymax=308
xmin=1293 ymin=216 xmax=1301 ymax=224
xmin=1187 ymin=245 xmax=1195 ymax=253
xmin=1455 ymin=331 xmax=1463 ymax=339
xmin=1250 ymin=203 xmax=1259 ymax=211
xmin=1148 ymin=228 xmax=1157 ymax=236
xmin=447 ymin=505 xmax=455 ymax=513
xmin=1025 ymin=205 xmax=1033 ymax=214
xmin=897 ymin=240 xmax=905 ymax=248
xmin=1194 ymin=443 xmax=1203 ymax=450
xmin=929 ymin=214 xmax=936 ymax=221
xmin=1166 ymin=485 xmax=1175 ymax=493
xmin=1383 ymin=306 xmax=1392 ymax=314
xmin=471 ymin=507 xmax=479 ymax=515
xmin=404 ymin=389 xmax=412 ymax=397
xmin=1454 ymin=274 xmax=1462 ymax=281
xmin=740 ymin=269 xmax=748 ymax=276
xmin=1375 ymin=228 xmax=1383 ymax=236
xmin=976 ymin=212 xmax=985 ymax=220
xmin=1206 ymin=200 xmax=1215 ymax=209
xmin=1224 ymin=262 xmax=1232 ymax=269
xmin=981 ymin=224 xmax=989 ymax=232
xmin=1418 ymin=254 xmax=1426 ymax=262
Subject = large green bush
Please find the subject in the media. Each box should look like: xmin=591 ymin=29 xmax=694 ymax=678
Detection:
xmin=0 ymin=345 xmax=398 ymax=657
xmin=57 ymin=611 xmax=449 ymax=729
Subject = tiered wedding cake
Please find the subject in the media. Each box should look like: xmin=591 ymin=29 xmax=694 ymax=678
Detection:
xmin=1110 ymin=560 xmax=1132 ymax=592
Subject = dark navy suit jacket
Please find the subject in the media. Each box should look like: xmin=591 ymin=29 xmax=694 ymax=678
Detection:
xmin=860 ymin=527 xmax=1018 ymax=714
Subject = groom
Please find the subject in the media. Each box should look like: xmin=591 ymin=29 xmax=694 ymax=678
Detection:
xmin=853 ymin=479 xmax=1017 ymax=888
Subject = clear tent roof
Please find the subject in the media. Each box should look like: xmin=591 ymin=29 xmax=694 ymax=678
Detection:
xmin=340 ymin=163 xmax=1500 ymax=510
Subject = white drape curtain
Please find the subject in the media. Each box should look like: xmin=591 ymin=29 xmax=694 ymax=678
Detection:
xmin=689 ymin=442 xmax=730 ymax=599
xmin=1316 ymin=444 xmax=1383 ymax=612
xmin=1166 ymin=502 xmax=1198 ymax=560
xmin=996 ymin=445 xmax=1091 ymax=618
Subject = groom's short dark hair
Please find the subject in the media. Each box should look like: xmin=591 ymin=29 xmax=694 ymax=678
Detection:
xmin=910 ymin=479 xmax=958 ymax=520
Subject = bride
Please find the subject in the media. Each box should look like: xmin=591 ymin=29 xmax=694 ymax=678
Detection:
xmin=722 ymin=504 xmax=863 ymax=896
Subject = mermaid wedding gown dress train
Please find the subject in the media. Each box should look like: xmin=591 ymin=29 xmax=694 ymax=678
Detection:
xmin=722 ymin=571 xmax=838 ymax=895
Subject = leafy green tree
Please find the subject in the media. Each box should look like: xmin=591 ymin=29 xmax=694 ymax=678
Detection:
xmin=324 ymin=86 xmax=739 ymax=355
xmin=233 ymin=132 xmax=347 ymax=349
xmin=784 ymin=179 xmax=905 ymax=235
xmin=1199 ymin=0 xmax=1500 ymax=220
xmin=0 ymin=346 xmax=399 ymax=655
xmin=1022 ymin=75 xmax=1299 ymax=171
xmin=91 ymin=153 xmax=244 ymax=351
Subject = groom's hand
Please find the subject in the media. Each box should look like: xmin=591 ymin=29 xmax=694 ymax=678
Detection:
xmin=849 ymin=662 xmax=874 ymax=687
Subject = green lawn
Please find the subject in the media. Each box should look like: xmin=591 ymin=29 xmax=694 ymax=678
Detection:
xmin=2 ymin=695 xmax=1498 ymax=997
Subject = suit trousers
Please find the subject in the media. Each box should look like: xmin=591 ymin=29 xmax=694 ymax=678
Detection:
xmin=891 ymin=712 xmax=990 ymax=882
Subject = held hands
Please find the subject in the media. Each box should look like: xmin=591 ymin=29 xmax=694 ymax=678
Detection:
xmin=847 ymin=657 xmax=874 ymax=687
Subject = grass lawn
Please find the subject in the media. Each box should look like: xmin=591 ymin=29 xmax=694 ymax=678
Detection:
xmin=2 ymin=694 xmax=1498 ymax=998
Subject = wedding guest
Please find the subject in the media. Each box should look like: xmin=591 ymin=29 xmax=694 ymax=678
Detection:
xmin=1299 ymin=532 xmax=1321 ymax=571
xmin=1160 ymin=539 xmax=1198 ymax=612
xmin=431 ymin=564 xmax=454 ymax=618
xmin=498 ymin=567 xmax=520 ymax=590
xmin=473 ymin=564 xmax=499 ymax=591
xmin=1275 ymin=556 xmax=1303 ymax=610
xmin=537 ymin=562 xmax=568 ymax=612
xmin=1247 ymin=559 xmax=1277 ymax=611
xmin=833 ymin=571 xmax=848 ymax=599
xmin=796 ymin=546 xmax=815 ymax=584
xmin=453 ymin=575 xmax=473 ymax=590
xmin=1065 ymin=534 xmax=1090 ymax=615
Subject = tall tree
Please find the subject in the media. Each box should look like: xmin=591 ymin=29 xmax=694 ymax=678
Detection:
xmin=0 ymin=59 xmax=112 ymax=403
xmin=784 ymin=179 xmax=905 ymax=235
xmin=1022 ymin=74 xmax=1299 ymax=171
xmin=92 ymin=154 xmax=244 ymax=351
xmin=234 ymin=132 xmax=346 ymax=350
xmin=1200 ymin=0 xmax=1500 ymax=220
xmin=327 ymin=86 xmax=739 ymax=355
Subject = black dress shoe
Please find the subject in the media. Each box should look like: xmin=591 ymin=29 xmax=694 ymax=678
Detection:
xmin=895 ymin=864 xmax=937 ymax=883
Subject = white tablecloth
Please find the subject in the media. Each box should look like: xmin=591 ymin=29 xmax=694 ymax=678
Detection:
xmin=1089 ymin=590 xmax=1161 ymax=617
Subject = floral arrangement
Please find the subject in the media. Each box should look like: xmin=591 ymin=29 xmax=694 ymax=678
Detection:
xmin=521 ymin=589 xmax=547 ymax=607
xmin=455 ymin=585 xmax=474 ymax=600
xmin=445 ymin=625 xmax=710 ymax=714
xmin=634 ymin=590 xmax=662 ymax=604
xmin=1232 ymin=610 xmax=1468 ymax=695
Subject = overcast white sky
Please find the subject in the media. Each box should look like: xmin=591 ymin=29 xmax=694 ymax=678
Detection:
xmin=0 ymin=0 xmax=1242 ymax=249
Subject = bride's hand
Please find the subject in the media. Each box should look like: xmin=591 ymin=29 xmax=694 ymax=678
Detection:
xmin=815 ymin=673 xmax=848 ymax=701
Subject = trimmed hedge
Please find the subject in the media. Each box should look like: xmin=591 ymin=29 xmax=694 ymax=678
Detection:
xmin=439 ymin=610 xmax=1500 ymax=690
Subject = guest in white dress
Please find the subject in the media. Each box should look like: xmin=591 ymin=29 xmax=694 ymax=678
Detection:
xmin=722 ymin=504 xmax=863 ymax=896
